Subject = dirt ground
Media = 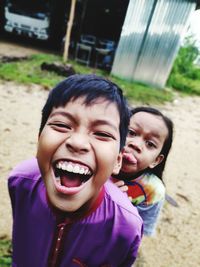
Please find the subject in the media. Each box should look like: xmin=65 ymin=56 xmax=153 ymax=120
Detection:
xmin=0 ymin=40 xmax=200 ymax=267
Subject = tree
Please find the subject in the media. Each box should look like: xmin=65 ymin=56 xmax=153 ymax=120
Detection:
xmin=170 ymin=35 xmax=199 ymax=76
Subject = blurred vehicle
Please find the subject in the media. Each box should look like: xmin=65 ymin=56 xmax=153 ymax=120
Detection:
xmin=4 ymin=0 xmax=50 ymax=40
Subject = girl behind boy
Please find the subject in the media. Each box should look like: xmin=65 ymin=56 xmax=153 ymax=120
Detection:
xmin=113 ymin=106 xmax=173 ymax=236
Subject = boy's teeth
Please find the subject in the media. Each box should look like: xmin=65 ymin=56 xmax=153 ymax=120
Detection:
xmin=73 ymin=165 xmax=80 ymax=173
xmin=85 ymin=169 xmax=90 ymax=175
xmin=66 ymin=163 xmax=73 ymax=172
xmin=56 ymin=161 xmax=91 ymax=175
xmin=79 ymin=167 xmax=85 ymax=174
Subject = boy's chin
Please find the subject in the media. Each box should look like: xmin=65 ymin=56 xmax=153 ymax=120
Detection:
xmin=56 ymin=204 xmax=80 ymax=213
xmin=49 ymin=196 xmax=83 ymax=213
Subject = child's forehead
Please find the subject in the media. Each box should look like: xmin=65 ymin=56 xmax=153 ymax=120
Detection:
xmin=130 ymin=112 xmax=168 ymax=134
xmin=63 ymin=96 xmax=119 ymax=111
xmin=52 ymin=97 xmax=120 ymax=118
xmin=131 ymin=112 xmax=163 ymax=123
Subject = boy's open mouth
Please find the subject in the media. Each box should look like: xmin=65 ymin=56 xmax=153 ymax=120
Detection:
xmin=54 ymin=160 xmax=93 ymax=188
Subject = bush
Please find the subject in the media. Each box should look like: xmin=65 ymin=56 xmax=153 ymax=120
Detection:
xmin=167 ymin=35 xmax=200 ymax=94
xmin=168 ymin=73 xmax=200 ymax=95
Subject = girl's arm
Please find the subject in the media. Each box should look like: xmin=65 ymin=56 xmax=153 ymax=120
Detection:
xmin=137 ymin=200 xmax=164 ymax=236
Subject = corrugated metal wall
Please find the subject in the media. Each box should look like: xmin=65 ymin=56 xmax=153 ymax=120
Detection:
xmin=111 ymin=0 xmax=196 ymax=88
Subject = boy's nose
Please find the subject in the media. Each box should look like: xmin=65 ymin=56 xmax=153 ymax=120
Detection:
xmin=65 ymin=132 xmax=90 ymax=154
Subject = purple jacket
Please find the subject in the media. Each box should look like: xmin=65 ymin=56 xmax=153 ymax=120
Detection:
xmin=8 ymin=158 xmax=143 ymax=267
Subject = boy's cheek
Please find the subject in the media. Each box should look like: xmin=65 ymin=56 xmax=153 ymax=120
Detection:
xmin=37 ymin=131 xmax=53 ymax=156
xmin=36 ymin=142 xmax=51 ymax=175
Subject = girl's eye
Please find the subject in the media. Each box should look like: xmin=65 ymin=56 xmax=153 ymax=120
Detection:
xmin=128 ymin=129 xmax=136 ymax=137
xmin=146 ymin=141 xmax=156 ymax=148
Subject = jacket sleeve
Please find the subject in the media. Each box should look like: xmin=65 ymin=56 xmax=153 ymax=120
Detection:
xmin=8 ymin=175 xmax=21 ymax=219
xmin=137 ymin=200 xmax=164 ymax=236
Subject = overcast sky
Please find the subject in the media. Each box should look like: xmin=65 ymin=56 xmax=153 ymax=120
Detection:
xmin=185 ymin=9 xmax=200 ymax=48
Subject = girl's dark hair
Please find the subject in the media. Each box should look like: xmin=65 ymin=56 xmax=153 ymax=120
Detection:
xmin=39 ymin=74 xmax=130 ymax=151
xmin=130 ymin=106 xmax=174 ymax=180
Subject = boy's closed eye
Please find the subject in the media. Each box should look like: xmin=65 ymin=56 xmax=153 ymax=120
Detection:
xmin=48 ymin=122 xmax=116 ymax=141
xmin=94 ymin=131 xmax=116 ymax=140
xmin=48 ymin=122 xmax=72 ymax=131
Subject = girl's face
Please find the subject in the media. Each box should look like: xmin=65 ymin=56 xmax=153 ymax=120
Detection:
xmin=120 ymin=112 xmax=168 ymax=177
xmin=37 ymin=97 xmax=122 ymax=213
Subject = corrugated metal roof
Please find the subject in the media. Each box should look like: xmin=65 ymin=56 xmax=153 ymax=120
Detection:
xmin=112 ymin=0 xmax=197 ymax=88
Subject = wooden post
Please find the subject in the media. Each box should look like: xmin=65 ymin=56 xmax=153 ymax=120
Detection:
xmin=63 ymin=0 xmax=76 ymax=62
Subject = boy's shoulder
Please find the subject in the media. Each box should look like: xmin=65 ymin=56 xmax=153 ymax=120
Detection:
xmin=104 ymin=180 xmax=143 ymax=223
xmin=8 ymin=157 xmax=41 ymax=181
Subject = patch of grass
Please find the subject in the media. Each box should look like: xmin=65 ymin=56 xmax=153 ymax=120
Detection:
xmin=0 ymin=54 xmax=63 ymax=89
xmin=0 ymin=236 xmax=12 ymax=266
xmin=167 ymin=73 xmax=200 ymax=96
xmin=111 ymin=76 xmax=173 ymax=104
xmin=0 ymin=53 xmax=173 ymax=104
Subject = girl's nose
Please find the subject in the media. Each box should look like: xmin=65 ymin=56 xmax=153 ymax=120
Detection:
xmin=65 ymin=132 xmax=90 ymax=154
xmin=127 ymin=138 xmax=142 ymax=153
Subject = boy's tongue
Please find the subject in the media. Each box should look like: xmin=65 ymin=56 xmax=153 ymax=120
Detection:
xmin=123 ymin=152 xmax=137 ymax=164
xmin=60 ymin=174 xmax=82 ymax=188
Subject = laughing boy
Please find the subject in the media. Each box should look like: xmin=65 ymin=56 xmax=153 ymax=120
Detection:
xmin=8 ymin=74 xmax=143 ymax=267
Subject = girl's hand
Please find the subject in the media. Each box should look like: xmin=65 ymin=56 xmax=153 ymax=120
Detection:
xmin=114 ymin=180 xmax=128 ymax=192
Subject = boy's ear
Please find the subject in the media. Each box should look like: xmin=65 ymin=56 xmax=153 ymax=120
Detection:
xmin=112 ymin=152 xmax=123 ymax=175
xmin=149 ymin=154 xmax=164 ymax=169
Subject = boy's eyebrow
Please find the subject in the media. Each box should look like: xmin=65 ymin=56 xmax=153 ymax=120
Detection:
xmin=49 ymin=111 xmax=119 ymax=131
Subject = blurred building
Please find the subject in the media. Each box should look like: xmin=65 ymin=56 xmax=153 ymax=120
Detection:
xmin=0 ymin=0 xmax=199 ymax=87
xmin=112 ymin=0 xmax=197 ymax=88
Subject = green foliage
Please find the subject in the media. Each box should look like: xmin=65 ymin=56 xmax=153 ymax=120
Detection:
xmin=167 ymin=35 xmax=200 ymax=95
xmin=0 ymin=53 xmax=172 ymax=104
xmin=168 ymin=73 xmax=200 ymax=95
xmin=0 ymin=236 xmax=12 ymax=266
xmin=173 ymin=37 xmax=199 ymax=74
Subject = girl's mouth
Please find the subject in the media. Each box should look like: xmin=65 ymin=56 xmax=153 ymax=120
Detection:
xmin=122 ymin=152 xmax=137 ymax=165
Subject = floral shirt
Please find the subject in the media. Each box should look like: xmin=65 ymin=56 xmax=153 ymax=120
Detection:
xmin=113 ymin=173 xmax=165 ymax=236
xmin=125 ymin=173 xmax=165 ymax=206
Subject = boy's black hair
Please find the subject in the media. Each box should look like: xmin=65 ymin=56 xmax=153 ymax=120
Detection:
xmin=39 ymin=74 xmax=130 ymax=150
xmin=130 ymin=106 xmax=174 ymax=180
